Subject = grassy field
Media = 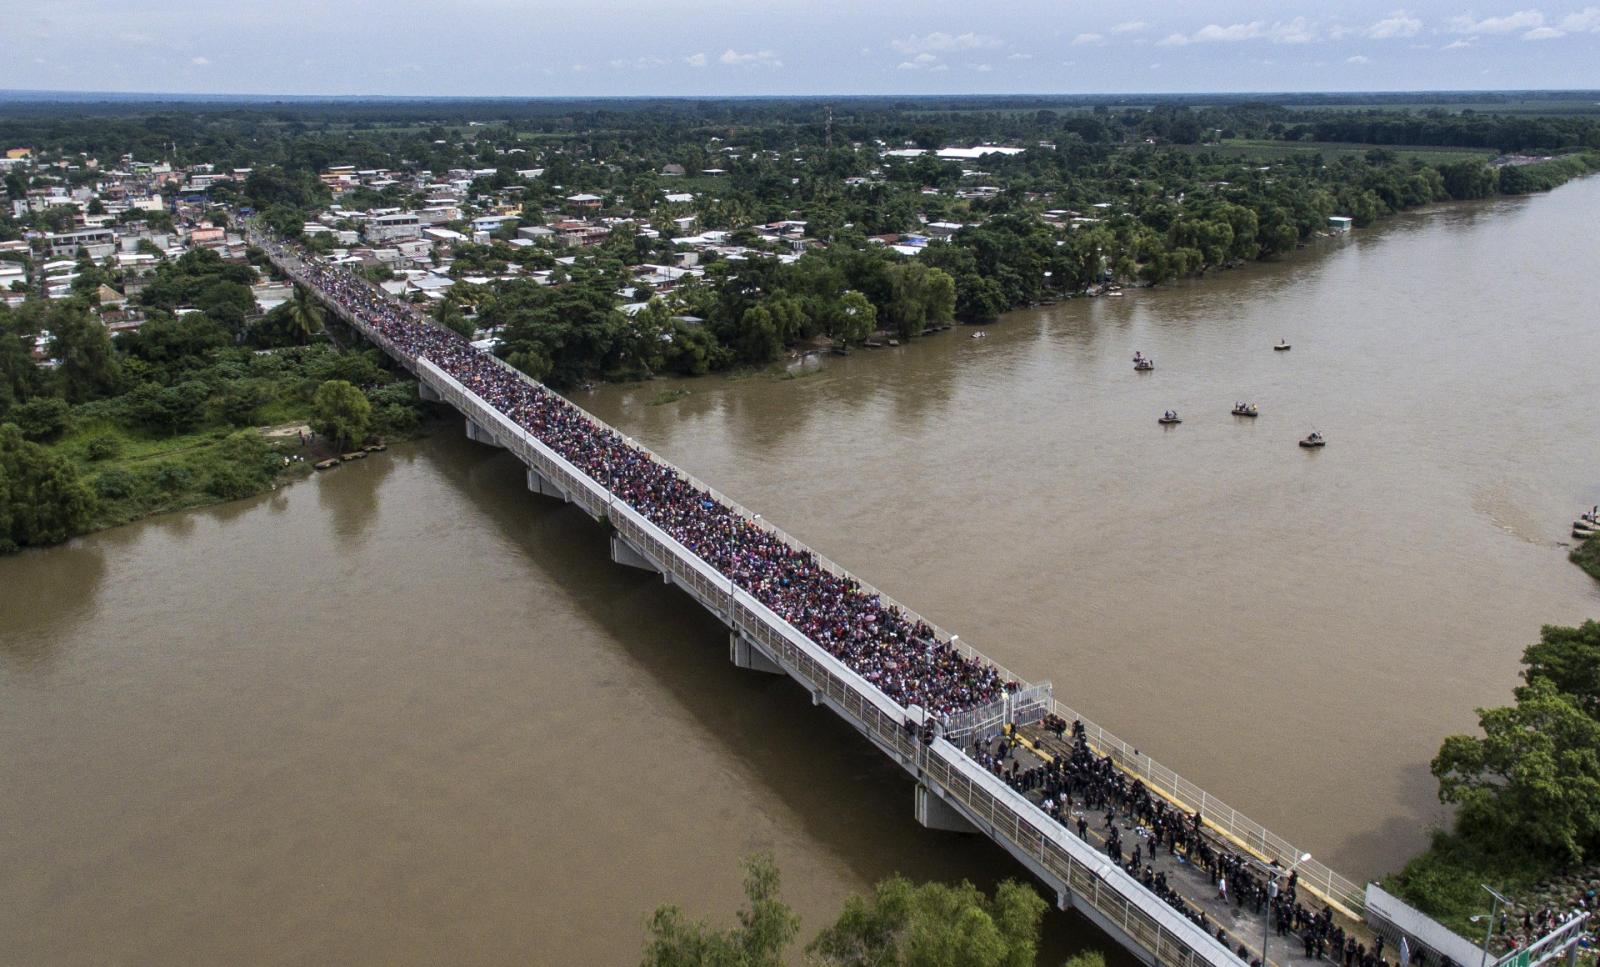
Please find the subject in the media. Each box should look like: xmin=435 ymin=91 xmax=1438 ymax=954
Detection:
xmin=49 ymin=419 xmax=315 ymax=532
xmin=1168 ymin=139 xmax=1499 ymax=163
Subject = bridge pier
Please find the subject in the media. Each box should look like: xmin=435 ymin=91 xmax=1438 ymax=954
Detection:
xmin=464 ymin=417 xmax=504 ymax=448
xmin=417 ymin=380 xmax=443 ymax=403
xmin=527 ymin=467 xmax=569 ymax=501
xmin=610 ymin=532 xmax=660 ymax=573
xmin=729 ymin=632 xmax=784 ymax=675
xmin=914 ymin=783 xmax=979 ymax=834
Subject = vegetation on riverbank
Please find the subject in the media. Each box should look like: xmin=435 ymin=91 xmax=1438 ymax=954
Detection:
xmin=0 ymin=252 xmax=436 ymax=552
xmin=1570 ymin=536 xmax=1600 ymax=582
xmin=639 ymin=851 xmax=1078 ymax=967
xmin=1386 ymin=620 xmax=1600 ymax=946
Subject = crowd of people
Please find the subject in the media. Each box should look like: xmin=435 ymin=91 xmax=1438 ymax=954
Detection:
xmin=969 ymin=716 xmax=1441 ymax=967
xmin=260 ymin=236 xmax=1014 ymax=719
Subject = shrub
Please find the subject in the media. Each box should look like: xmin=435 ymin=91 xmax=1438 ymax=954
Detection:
xmin=93 ymin=468 xmax=138 ymax=500
xmin=84 ymin=433 xmax=122 ymax=461
xmin=12 ymin=397 xmax=71 ymax=442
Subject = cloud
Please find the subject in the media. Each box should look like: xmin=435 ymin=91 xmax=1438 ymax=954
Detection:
xmin=719 ymin=48 xmax=781 ymax=67
xmin=1071 ymin=32 xmax=1104 ymax=46
xmin=1157 ymin=18 xmax=1316 ymax=45
xmin=970 ymin=63 xmax=994 ymax=71
xmin=890 ymin=31 xmax=1001 ymax=55
xmin=897 ymin=52 xmax=940 ymax=69
xmin=1346 ymin=53 xmax=1371 ymax=63
xmin=611 ymin=55 xmax=666 ymax=69
xmin=1110 ymin=20 xmax=1147 ymax=33
xmin=1446 ymin=10 xmax=1544 ymax=33
xmin=1366 ymin=11 xmax=1423 ymax=38
xmin=1522 ymin=25 xmax=1564 ymax=37
xmin=685 ymin=52 xmax=707 ymax=67
xmin=1443 ymin=36 xmax=1478 ymax=48
xmin=190 ymin=56 xmax=210 ymax=66
xmin=1007 ymin=52 xmax=1032 ymax=60
xmin=1562 ymin=7 xmax=1600 ymax=31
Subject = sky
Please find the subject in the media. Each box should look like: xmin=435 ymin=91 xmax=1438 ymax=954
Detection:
xmin=5 ymin=0 xmax=1600 ymax=98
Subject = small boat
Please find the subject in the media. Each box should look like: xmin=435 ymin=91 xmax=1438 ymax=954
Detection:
xmin=1232 ymin=403 xmax=1260 ymax=417
xmin=1299 ymin=432 xmax=1326 ymax=448
xmin=971 ymin=331 xmax=987 ymax=340
xmin=886 ymin=338 xmax=900 ymax=347
xmin=1575 ymin=528 xmax=1596 ymax=540
xmin=342 ymin=451 xmax=367 ymax=461
xmin=315 ymin=458 xmax=341 ymax=471
xmin=363 ymin=443 xmax=388 ymax=453
xmin=1158 ymin=412 xmax=1182 ymax=425
xmin=1134 ymin=359 xmax=1154 ymax=371
xmin=1274 ymin=341 xmax=1292 ymax=351
xmin=863 ymin=339 xmax=884 ymax=349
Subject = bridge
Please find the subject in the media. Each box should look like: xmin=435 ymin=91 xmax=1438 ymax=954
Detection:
xmin=250 ymin=231 xmax=1581 ymax=967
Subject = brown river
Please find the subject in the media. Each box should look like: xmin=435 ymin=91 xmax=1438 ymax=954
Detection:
xmin=4 ymin=179 xmax=1600 ymax=965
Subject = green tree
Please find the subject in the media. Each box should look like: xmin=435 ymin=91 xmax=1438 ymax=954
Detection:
xmin=0 ymin=422 xmax=97 ymax=553
xmin=311 ymin=379 xmax=372 ymax=449
xmin=1432 ymin=676 xmax=1600 ymax=862
xmin=10 ymin=397 xmax=71 ymax=442
xmin=1519 ymin=621 xmax=1600 ymax=718
xmin=286 ymin=285 xmax=327 ymax=343
xmin=640 ymin=852 xmax=799 ymax=967
xmin=806 ymin=875 xmax=1048 ymax=967
xmin=48 ymin=304 xmax=122 ymax=403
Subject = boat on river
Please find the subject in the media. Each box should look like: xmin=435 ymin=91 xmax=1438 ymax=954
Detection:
xmin=1134 ymin=358 xmax=1154 ymax=371
xmin=1275 ymin=340 xmax=1292 ymax=351
xmin=1232 ymin=403 xmax=1259 ymax=417
xmin=1159 ymin=411 xmax=1182 ymax=425
xmin=1299 ymin=432 xmax=1326 ymax=448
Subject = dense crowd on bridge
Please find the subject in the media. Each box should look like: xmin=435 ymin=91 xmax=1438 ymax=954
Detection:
xmin=974 ymin=717 xmax=1454 ymax=967
xmin=256 ymin=234 xmax=1013 ymax=718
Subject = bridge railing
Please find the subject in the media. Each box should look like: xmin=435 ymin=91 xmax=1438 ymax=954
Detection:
xmin=1049 ymin=696 xmax=1365 ymax=919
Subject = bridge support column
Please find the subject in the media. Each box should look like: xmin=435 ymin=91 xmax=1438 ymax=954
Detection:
xmin=417 ymin=380 xmax=443 ymax=403
xmin=527 ymin=467 xmax=568 ymax=501
xmin=915 ymin=784 xmax=978 ymax=834
xmin=610 ymin=532 xmax=660 ymax=573
xmin=464 ymin=418 xmax=504 ymax=448
xmin=729 ymin=632 xmax=784 ymax=675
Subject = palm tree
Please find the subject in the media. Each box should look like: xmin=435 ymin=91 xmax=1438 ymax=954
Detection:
xmin=286 ymin=284 xmax=325 ymax=343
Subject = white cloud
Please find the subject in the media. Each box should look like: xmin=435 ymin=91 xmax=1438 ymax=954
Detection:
xmin=190 ymin=56 xmax=210 ymax=66
xmin=889 ymin=31 xmax=1001 ymax=55
xmin=1007 ymin=51 xmax=1033 ymax=60
xmin=685 ymin=52 xmax=707 ymax=67
xmin=1071 ymin=32 xmax=1104 ymax=46
xmin=1561 ymin=7 xmax=1600 ymax=31
xmin=1158 ymin=18 xmax=1316 ymax=46
xmin=1522 ymin=25 xmax=1564 ymax=37
xmin=1447 ymin=10 xmax=1545 ymax=33
xmin=1367 ymin=11 xmax=1423 ymax=38
xmin=1346 ymin=53 xmax=1372 ymax=62
xmin=1443 ymin=36 xmax=1478 ymax=47
xmin=719 ymin=48 xmax=782 ymax=67
xmin=897 ymin=52 xmax=940 ymax=70
xmin=1110 ymin=20 xmax=1147 ymax=33
xmin=970 ymin=63 xmax=994 ymax=71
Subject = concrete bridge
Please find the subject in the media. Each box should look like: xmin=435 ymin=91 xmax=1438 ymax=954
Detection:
xmin=252 ymin=235 xmax=1572 ymax=967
